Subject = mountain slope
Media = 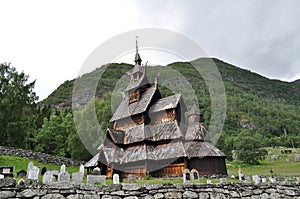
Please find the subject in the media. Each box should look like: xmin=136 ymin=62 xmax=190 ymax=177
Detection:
xmin=40 ymin=58 xmax=300 ymax=151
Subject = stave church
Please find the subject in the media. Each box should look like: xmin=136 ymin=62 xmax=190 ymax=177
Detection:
xmin=85 ymin=41 xmax=227 ymax=178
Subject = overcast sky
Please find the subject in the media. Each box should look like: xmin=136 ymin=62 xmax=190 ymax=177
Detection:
xmin=1 ymin=0 xmax=299 ymax=100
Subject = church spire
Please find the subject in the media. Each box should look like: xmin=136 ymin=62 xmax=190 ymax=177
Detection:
xmin=134 ymin=36 xmax=142 ymax=65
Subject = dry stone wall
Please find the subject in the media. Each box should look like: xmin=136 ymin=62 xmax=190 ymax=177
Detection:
xmin=0 ymin=178 xmax=300 ymax=199
xmin=0 ymin=146 xmax=83 ymax=166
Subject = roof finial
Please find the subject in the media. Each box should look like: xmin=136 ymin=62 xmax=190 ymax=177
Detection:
xmin=136 ymin=36 xmax=138 ymax=53
xmin=134 ymin=36 xmax=142 ymax=65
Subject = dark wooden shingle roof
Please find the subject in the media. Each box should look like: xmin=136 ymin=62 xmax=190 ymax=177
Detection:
xmin=125 ymin=67 xmax=149 ymax=91
xmin=110 ymin=86 xmax=157 ymax=122
xmin=149 ymin=93 xmax=182 ymax=113
xmin=106 ymin=121 xmax=183 ymax=145
xmin=184 ymin=141 xmax=226 ymax=158
xmin=185 ymin=123 xmax=207 ymax=141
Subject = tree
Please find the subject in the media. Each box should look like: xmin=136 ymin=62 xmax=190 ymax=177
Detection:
xmin=0 ymin=63 xmax=38 ymax=148
xmin=72 ymin=92 xmax=113 ymax=156
xmin=35 ymin=111 xmax=68 ymax=156
xmin=235 ymin=130 xmax=267 ymax=164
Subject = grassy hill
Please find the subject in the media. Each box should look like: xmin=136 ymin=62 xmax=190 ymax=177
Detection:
xmin=40 ymin=58 xmax=300 ymax=157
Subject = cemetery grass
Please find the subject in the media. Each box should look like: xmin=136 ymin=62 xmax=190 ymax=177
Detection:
xmin=227 ymin=147 xmax=300 ymax=177
xmin=0 ymin=155 xmax=78 ymax=181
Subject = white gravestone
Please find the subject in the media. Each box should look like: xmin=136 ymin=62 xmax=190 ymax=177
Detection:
xmin=28 ymin=166 xmax=40 ymax=180
xmin=87 ymin=175 xmax=106 ymax=185
xmin=269 ymin=177 xmax=276 ymax=183
xmin=113 ymin=174 xmax=120 ymax=184
xmin=58 ymin=172 xmax=70 ymax=183
xmin=79 ymin=164 xmax=85 ymax=173
xmin=191 ymin=169 xmax=199 ymax=180
xmin=43 ymin=171 xmax=54 ymax=184
xmin=261 ymin=177 xmax=267 ymax=183
xmin=128 ymin=174 xmax=137 ymax=183
xmin=206 ymin=179 xmax=212 ymax=184
xmin=183 ymin=169 xmax=193 ymax=183
xmin=27 ymin=162 xmax=34 ymax=172
xmin=60 ymin=164 xmax=66 ymax=173
xmin=252 ymin=175 xmax=261 ymax=185
xmin=0 ymin=174 xmax=4 ymax=179
xmin=220 ymin=178 xmax=227 ymax=183
xmin=238 ymin=166 xmax=245 ymax=181
xmin=72 ymin=172 xmax=84 ymax=184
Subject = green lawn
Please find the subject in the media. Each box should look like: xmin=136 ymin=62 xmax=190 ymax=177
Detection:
xmin=0 ymin=155 xmax=78 ymax=181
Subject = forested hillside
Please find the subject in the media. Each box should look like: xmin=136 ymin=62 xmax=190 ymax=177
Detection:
xmin=40 ymin=58 xmax=300 ymax=161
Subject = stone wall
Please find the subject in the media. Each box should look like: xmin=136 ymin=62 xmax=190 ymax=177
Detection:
xmin=0 ymin=146 xmax=83 ymax=166
xmin=0 ymin=178 xmax=300 ymax=199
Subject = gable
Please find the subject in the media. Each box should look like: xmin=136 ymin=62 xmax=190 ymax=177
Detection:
xmin=110 ymin=86 xmax=158 ymax=122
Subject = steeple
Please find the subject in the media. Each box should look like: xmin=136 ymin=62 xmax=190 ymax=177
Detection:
xmin=188 ymin=98 xmax=203 ymax=123
xmin=134 ymin=37 xmax=142 ymax=66
xmin=125 ymin=37 xmax=150 ymax=93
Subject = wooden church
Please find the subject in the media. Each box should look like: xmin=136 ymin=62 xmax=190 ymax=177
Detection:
xmin=85 ymin=41 xmax=227 ymax=178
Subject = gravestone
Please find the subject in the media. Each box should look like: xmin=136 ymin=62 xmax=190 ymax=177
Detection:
xmin=27 ymin=163 xmax=40 ymax=180
xmin=41 ymin=167 xmax=47 ymax=175
xmin=294 ymin=154 xmax=300 ymax=161
xmin=58 ymin=172 xmax=70 ymax=183
xmin=191 ymin=169 xmax=199 ymax=180
xmin=206 ymin=179 xmax=212 ymax=184
xmin=58 ymin=172 xmax=70 ymax=182
xmin=91 ymin=167 xmax=101 ymax=175
xmin=269 ymin=177 xmax=276 ymax=183
xmin=238 ymin=166 xmax=245 ymax=181
xmin=220 ymin=178 xmax=227 ymax=183
xmin=43 ymin=171 xmax=54 ymax=184
xmin=0 ymin=174 xmax=4 ymax=179
xmin=183 ymin=169 xmax=193 ymax=183
xmin=252 ymin=175 xmax=261 ymax=185
xmin=79 ymin=164 xmax=85 ymax=173
xmin=17 ymin=170 xmax=27 ymax=178
xmin=87 ymin=175 xmax=106 ymax=185
xmin=261 ymin=177 xmax=267 ymax=183
xmin=27 ymin=162 xmax=34 ymax=172
xmin=72 ymin=172 xmax=84 ymax=184
xmin=128 ymin=174 xmax=137 ymax=183
xmin=60 ymin=164 xmax=66 ymax=173
xmin=113 ymin=173 xmax=119 ymax=184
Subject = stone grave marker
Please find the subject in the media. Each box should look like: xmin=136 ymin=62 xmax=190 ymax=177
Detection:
xmin=191 ymin=169 xmax=199 ymax=180
xmin=0 ymin=174 xmax=4 ymax=179
xmin=87 ymin=175 xmax=106 ymax=185
xmin=41 ymin=167 xmax=47 ymax=175
xmin=206 ymin=179 xmax=212 ymax=184
xmin=28 ymin=166 xmax=40 ymax=180
xmin=91 ymin=167 xmax=101 ymax=175
xmin=238 ymin=166 xmax=245 ymax=181
xmin=58 ymin=172 xmax=70 ymax=183
xmin=269 ymin=177 xmax=276 ymax=183
xmin=113 ymin=173 xmax=119 ymax=184
xmin=128 ymin=174 xmax=137 ymax=183
xmin=183 ymin=169 xmax=193 ymax=183
xmin=79 ymin=164 xmax=85 ymax=173
xmin=60 ymin=164 xmax=66 ymax=173
xmin=294 ymin=154 xmax=300 ymax=161
xmin=220 ymin=178 xmax=227 ymax=183
xmin=72 ymin=172 xmax=84 ymax=184
xmin=261 ymin=177 xmax=267 ymax=183
xmin=17 ymin=170 xmax=27 ymax=178
xmin=27 ymin=162 xmax=34 ymax=172
xmin=43 ymin=171 xmax=54 ymax=184
xmin=252 ymin=175 xmax=261 ymax=185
